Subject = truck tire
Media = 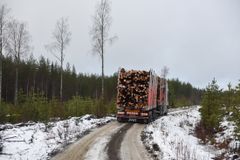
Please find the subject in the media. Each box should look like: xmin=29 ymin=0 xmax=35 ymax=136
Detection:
xmin=144 ymin=119 xmax=149 ymax=124
xmin=152 ymin=110 xmax=157 ymax=121
xmin=117 ymin=117 xmax=123 ymax=123
xmin=148 ymin=111 xmax=153 ymax=123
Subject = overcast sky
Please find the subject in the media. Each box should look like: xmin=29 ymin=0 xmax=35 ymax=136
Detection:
xmin=2 ymin=0 xmax=240 ymax=89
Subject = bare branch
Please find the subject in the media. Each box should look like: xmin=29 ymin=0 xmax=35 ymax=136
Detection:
xmin=0 ymin=3 xmax=11 ymax=102
xmin=46 ymin=17 xmax=71 ymax=101
xmin=5 ymin=19 xmax=30 ymax=62
xmin=90 ymin=0 xmax=116 ymax=56
xmin=46 ymin=17 xmax=71 ymax=63
xmin=0 ymin=4 xmax=11 ymax=52
xmin=161 ymin=66 xmax=169 ymax=79
xmin=90 ymin=0 xmax=117 ymax=99
xmin=4 ymin=18 xmax=31 ymax=105
xmin=45 ymin=44 xmax=61 ymax=61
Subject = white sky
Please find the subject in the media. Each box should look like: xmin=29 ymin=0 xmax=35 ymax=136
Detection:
xmin=2 ymin=0 xmax=240 ymax=89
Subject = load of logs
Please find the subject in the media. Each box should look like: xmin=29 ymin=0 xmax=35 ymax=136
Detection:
xmin=117 ymin=68 xmax=150 ymax=109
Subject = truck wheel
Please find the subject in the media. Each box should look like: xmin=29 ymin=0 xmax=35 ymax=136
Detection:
xmin=152 ymin=110 xmax=157 ymax=121
xmin=117 ymin=117 xmax=123 ymax=123
xmin=148 ymin=112 xmax=153 ymax=123
xmin=144 ymin=119 xmax=149 ymax=124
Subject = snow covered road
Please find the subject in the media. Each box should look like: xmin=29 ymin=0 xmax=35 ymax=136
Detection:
xmin=120 ymin=123 xmax=152 ymax=160
xmin=52 ymin=107 xmax=212 ymax=160
xmin=52 ymin=122 xmax=151 ymax=160
xmin=52 ymin=121 xmax=124 ymax=160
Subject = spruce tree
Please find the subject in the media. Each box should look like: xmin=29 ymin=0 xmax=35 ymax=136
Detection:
xmin=234 ymin=81 xmax=240 ymax=138
xmin=200 ymin=78 xmax=222 ymax=133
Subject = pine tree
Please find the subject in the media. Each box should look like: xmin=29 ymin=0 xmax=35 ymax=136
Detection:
xmin=224 ymin=83 xmax=235 ymax=114
xmin=200 ymin=78 xmax=222 ymax=133
xmin=234 ymin=81 xmax=240 ymax=138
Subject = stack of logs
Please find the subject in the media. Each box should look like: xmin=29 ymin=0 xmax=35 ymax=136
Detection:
xmin=117 ymin=68 xmax=150 ymax=109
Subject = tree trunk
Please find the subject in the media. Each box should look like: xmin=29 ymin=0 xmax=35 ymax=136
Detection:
xmin=60 ymin=69 xmax=62 ymax=101
xmin=33 ymin=74 xmax=36 ymax=95
xmin=101 ymin=22 xmax=104 ymax=100
xmin=14 ymin=67 xmax=18 ymax=106
xmin=41 ymin=79 xmax=44 ymax=96
xmin=101 ymin=52 xmax=104 ymax=100
xmin=5 ymin=82 xmax=7 ymax=101
xmin=60 ymin=50 xmax=63 ymax=102
xmin=0 ymin=51 xmax=2 ymax=103
xmin=52 ymin=85 xmax=55 ymax=99
xmin=26 ymin=78 xmax=29 ymax=97
xmin=0 ymin=25 xmax=2 ymax=103
xmin=45 ymin=81 xmax=48 ymax=99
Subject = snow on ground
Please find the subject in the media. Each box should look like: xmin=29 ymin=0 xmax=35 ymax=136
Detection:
xmin=84 ymin=136 xmax=109 ymax=160
xmin=215 ymin=116 xmax=240 ymax=159
xmin=84 ymin=124 xmax=123 ymax=160
xmin=0 ymin=115 xmax=115 ymax=160
xmin=143 ymin=106 xmax=218 ymax=160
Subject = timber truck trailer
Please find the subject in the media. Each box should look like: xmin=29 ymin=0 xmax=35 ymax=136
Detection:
xmin=116 ymin=68 xmax=168 ymax=123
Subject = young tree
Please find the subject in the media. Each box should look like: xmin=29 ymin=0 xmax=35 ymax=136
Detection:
xmin=5 ymin=19 xmax=30 ymax=105
xmin=234 ymin=81 xmax=240 ymax=138
xmin=224 ymin=82 xmax=235 ymax=113
xmin=0 ymin=4 xmax=10 ymax=102
xmin=90 ymin=0 xmax=116 ymax=100
xmin=46 ymin=17 xmax=71 ymax=102
xmin=200 ymin=78 xmax=222 ymax=133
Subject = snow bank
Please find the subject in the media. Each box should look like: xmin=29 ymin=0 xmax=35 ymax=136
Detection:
xmin=215 ymin=116 xmax=240 ymax=159
xmin=143 ymin=106 xmax=218 ymax=160
xmin=0 ymin=115 xmax=115 ymax=160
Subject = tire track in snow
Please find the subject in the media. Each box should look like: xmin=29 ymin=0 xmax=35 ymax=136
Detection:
xmin=84 ymin=123 xmax=125 ymax=160
xmin=107 ymin=123 xmax=133 ymax=160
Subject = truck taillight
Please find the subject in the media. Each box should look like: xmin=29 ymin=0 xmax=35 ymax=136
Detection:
xmin=117 ymin=112 xmax=125 ymax=115
xmin=127 ymin=112 xmax=139 ymax=115
xmin=141 ymin=113 xmax=148 ymax=116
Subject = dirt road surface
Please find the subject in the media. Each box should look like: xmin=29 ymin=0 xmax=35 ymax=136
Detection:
xmin=51 ymin=121 xmax=151 ymax=160
xmin=120 ymin=123 xmax=152 ymax=160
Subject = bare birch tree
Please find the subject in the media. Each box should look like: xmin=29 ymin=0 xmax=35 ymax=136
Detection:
xmin=90 ymin=0 xmax=116 ymax=100
xmin=161 ymin=66 xmax=169 ymax=79
xmin=161 ymin=66 xmax=169 ymax=106
xmin=0 ymin=4 xmax=10 ymax=103
xmin=46 ymin=17 xmax=71 ymax=102
xmin=5 ymin=19 xmax=30 ymax=105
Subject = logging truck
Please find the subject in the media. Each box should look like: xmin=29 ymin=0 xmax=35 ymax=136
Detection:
xmin=116 ymin=68 xmax=168 ymax=123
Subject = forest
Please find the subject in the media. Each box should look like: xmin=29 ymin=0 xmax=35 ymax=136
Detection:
xmin=197 ymin=79 xmax=240 ymax=153
xmin=199 ymin=79 xmax=240 ymax=136
xmin=0 ymin=3 xmax=203 ymax=123
xmin=0 ymin=55 xmax=203 ymax=123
